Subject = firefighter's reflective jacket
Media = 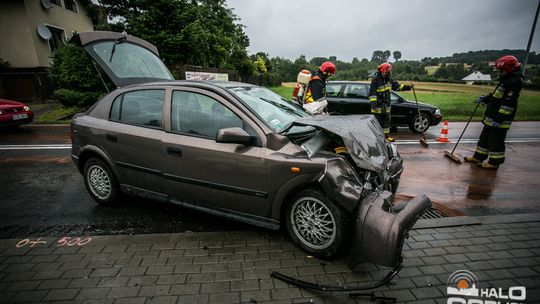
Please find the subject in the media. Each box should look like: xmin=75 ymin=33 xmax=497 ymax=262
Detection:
xmin=304 ymin=70 xmax=328 ymax=103
xmin=483 ymin=71 xmax=523 ymax=129
xmin=368 ymin=74 xmax=411 ymax=114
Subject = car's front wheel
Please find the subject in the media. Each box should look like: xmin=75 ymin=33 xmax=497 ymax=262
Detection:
xmin=409 ymin=113 xmax=430 ymax=133
xmin=83 ymin=158 xmax=120 ymax=206
xmin=285 ymin=188 xmax=349 ymax=258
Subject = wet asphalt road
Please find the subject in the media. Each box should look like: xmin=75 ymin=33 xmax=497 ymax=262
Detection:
xmin=1 ymin=123 xmax=539 ymax=239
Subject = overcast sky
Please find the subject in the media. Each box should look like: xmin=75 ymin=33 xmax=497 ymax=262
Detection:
xmin=226 ymin=0 xmax=540 ymax=62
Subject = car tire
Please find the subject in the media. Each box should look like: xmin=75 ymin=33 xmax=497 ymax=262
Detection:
xmin=285 ymin=188 xmax=350 ymax=258
xmin=83 ymin=158 xmax=120 ymax=206
xmin=409 ymin=113 xmax=431 ymax=133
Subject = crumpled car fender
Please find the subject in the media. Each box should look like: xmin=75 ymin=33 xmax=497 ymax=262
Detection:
xmin=317 ymin=158 xmax=364 ymax=213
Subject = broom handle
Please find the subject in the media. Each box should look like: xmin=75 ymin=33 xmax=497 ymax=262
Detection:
xmin=449 ymin=85 xmax=501 ymax=154
xmin=450 ymin=102 xmax=480 ymax=154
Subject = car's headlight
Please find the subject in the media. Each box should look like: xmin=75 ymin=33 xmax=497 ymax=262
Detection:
xmin=0 ymin=110 xmax=3 ymax=114
xmin=435 ymin=109 xmax=441 ymax=115
xmin=23 ymin=106 xmax=30 ymax=111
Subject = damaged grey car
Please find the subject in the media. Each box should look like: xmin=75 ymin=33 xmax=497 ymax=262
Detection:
xmin=71 ymin=31 xmax=430 ymax=267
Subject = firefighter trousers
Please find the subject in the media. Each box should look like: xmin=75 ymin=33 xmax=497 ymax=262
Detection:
xmin=373 ymin=113 xmax=391 ymax=134
xmin=472 ymin=125 xmax=509 ymax=166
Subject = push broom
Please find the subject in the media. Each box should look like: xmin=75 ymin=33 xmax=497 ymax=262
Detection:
xmin=411 ymin=86 xmax=429 ymax=147
xmin=443 ymin=101 xmax=481 ymax=163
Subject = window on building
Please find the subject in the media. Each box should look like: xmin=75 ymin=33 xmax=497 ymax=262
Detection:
xmin=46 ymin=26 xmax=65 ymax=52
xmin=64 ymin=0 xmax=78 ymax=12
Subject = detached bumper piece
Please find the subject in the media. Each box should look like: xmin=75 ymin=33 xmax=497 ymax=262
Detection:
xmin=348 ymin=191 xmax=432 ymax=268
xmin=272 ymin=191 xmax=430 ymax=294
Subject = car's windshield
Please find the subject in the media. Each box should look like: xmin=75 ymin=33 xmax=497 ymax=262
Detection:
xmin=229 ymin=86 xmax=311 ymax=133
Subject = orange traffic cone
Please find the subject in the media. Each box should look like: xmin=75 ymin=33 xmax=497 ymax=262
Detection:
xmin=437 ymin=120 xmax=450 ymax=142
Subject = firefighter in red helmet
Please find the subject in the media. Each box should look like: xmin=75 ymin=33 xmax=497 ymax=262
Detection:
xmin=369 ymin=62 xmax=413 ymax=142
xmin=304 ymin=61 xmax=336 ymax=103
xmin=464 ymin=55 xmax=523 ymax=169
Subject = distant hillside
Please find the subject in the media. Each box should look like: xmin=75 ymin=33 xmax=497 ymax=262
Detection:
xmin=422 ymin=49 xmax=540 ymax=65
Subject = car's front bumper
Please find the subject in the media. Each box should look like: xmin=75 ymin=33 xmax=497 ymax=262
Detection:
xmin=348 ymin=191 xmax=431 ymax=268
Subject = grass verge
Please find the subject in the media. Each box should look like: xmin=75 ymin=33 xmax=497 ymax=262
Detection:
xmin=270 ymin=82 xmax=540 ymax=121
xmin=33 ymin=104 xmax=85 ymax=124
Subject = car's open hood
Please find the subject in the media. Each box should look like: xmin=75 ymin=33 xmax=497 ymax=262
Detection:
xmin=285 ymin=115 xmax=389 ymax=175
xmin=72 ymin=31 xmax=174 ymax=88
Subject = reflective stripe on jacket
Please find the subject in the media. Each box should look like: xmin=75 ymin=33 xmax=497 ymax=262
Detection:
xmin=482 ymin=71 xmax=522 ymax=129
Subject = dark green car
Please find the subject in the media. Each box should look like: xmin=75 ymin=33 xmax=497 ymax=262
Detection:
xmin=325 ymin=81 xmax=443 ymax=133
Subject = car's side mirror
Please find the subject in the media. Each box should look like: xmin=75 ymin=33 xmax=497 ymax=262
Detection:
xmin=397 ymin=97 xmax=404 ymax=103
xmin=216 ymin=127 xmax=251 ymax=145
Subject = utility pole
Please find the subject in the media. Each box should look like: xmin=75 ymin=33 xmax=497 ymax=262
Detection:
xmin=523 ymin=0 xmax=540 ymax=76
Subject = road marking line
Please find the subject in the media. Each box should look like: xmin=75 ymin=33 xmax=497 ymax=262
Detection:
xmin=396 ymin=138 xmax=540 ymax=145
xmin=0 ymin=144 xmax=71 ymax=150
xmin=1 ymin=138 xmax=539 ymax=150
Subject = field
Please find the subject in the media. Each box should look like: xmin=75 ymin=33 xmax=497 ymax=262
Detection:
xmin=271 ymin=82 xmax=540 ymax=121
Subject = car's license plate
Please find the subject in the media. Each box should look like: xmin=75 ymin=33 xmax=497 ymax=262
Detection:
xmin=12 ymin=113 xmax=28 ymax=120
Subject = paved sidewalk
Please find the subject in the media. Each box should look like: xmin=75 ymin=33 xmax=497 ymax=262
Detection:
xmin=0 ymin=214 xmax=539 ymax=304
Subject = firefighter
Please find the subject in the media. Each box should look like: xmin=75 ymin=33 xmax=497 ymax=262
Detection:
xmin=304 ymin=61 xmax=336 ymax=103
xmin=464 ymin=55 xmax=523 ymax=169
xmin=369 ymin=62 xmax=413 ymax=142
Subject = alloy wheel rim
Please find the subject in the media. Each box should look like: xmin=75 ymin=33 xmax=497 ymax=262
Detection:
xmin=290 ymin=197 xmax=336 ymax=250
xmin=414 ymin=115 xmax=429 ymax=132
xmin=87 ymin=165 xmax=112 ymax=200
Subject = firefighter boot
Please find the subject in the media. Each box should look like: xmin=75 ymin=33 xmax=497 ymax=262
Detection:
xmin=478 ymin=162 xmax=499 ymax=169
xmin=464 ymin=156 xmax=481 ymax=164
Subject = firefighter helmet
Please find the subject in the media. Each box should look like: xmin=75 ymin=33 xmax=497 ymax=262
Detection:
xmin=378 ymin=62 xmax=392 ymax=75
xmin=494 ymin=55 xmax=521 ymax=72
xmin=319 ymin=61 xmax=336 ymax=75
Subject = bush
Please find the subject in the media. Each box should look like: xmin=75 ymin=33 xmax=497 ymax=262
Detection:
xmin=261 ymin=72 xmax=283 ymax=87
xmin=53 ymin=89 xmax=104 ymax=107
xmin=49 ymin=44 xmax=109 ymax=107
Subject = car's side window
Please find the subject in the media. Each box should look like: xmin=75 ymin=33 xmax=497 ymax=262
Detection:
xmin=343 ymin=84 xmax=368 ymax=98
xmin=109 ymin=90 xmax=165 ymax=128
xmin=390 ymin=92 xmax=400 ymax=104
xmin=171 ymin=91 xmax=243 ymax=139
xmin=326 ymin=84 xmax=342 ymax=97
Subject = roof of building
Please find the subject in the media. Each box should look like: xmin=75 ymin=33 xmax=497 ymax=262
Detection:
xmin=462 ymin=71 xmax=491 ymax=81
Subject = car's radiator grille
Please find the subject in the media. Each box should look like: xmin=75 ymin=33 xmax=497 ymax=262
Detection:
xmin=2 ymin=106 xmax=24 ymax=113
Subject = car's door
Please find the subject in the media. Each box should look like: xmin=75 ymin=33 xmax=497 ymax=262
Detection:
xmin=390 ymin=92 xmax=409 ymax=125
xmin=162 ymin=88 xmax=271 ymax=217
xmin=337 ymin=83 xmax=371 ymax=114
xmin=324 ymin=82 xmax=345 ymax=114
xmin=104 ymin=89 xmax=167 ymax=194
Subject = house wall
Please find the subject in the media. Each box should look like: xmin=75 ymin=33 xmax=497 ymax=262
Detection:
xmin=0 ymin=0 xmax=94 ymax=68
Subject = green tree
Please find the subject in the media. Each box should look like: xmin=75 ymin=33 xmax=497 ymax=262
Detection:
xmin=98 ymin=0 xmax=250 ymax=70
xmin=371 ymin=50 xmax=385 ymax=63
xmin=383 ymin=50 xmax=391 ymax=62
xmin=49 ymin=44 xmax=108 ymax=106
xmin=393 ymin=51 xmax=402 ymax=62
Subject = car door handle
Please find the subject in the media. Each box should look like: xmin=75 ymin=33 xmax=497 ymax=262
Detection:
xmin=338 ymin=99 xmax=346 ymax=103
xmin=106 ymin=134 xmax=117 ymax=143
xmin=166 ymin=147 xmax=182 ymax=157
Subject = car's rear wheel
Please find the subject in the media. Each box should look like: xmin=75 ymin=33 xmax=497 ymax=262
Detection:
xmin=285 ymin=188 xmax=349 ymax=258
xmin=409 ymin=113 xmax=430 ymax=133
xmin=83 ymin=158 xmax=119 ymax=206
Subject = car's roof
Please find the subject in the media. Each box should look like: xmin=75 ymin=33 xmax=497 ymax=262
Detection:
xmin=122 ymin=80 xmax=257 ymax=90
xmin=328 ymin=81 xmax=370 ymax=84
